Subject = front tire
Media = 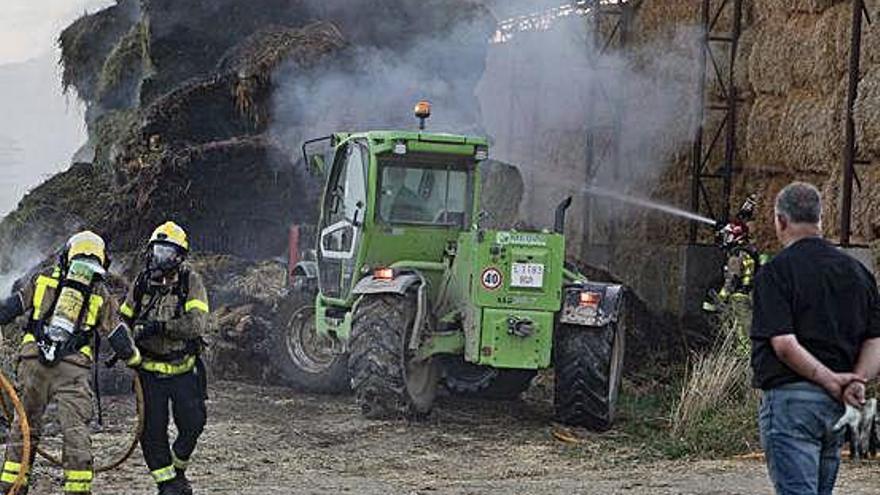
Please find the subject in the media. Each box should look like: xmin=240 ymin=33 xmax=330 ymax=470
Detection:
xmin=553 ymin=322 xmax=625 ymax=431
xmin=270 ymin=290 xmax=349 ymax=394
xmin=348 ymin=293 xmax=439 ymax=419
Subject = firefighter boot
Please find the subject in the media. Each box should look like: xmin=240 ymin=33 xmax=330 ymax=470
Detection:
xmin=157 ymin=479 xmax=185 ymax=495
xmin=175 ymin=470 xmax=193 ymax=495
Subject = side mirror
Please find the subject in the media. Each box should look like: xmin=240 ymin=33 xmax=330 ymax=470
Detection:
xmin=302 ymin=135 xmax=332 ymax=175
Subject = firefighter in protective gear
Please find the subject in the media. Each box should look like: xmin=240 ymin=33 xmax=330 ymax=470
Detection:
xmin=118 ymin=222 xmax=209 ymax=495
xmin=703 ymin=194 xmax=762 ymax=312
xmin=0 ymin=231 xmax=119 ymax=495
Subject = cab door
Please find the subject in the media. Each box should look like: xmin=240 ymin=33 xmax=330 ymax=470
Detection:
xmin=317 ymin=140 xmax=368 ymax=300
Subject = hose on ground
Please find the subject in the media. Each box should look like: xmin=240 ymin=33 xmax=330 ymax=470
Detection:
xmin=0 ymin=370 xmax=31 ymax=495
xmin=0 ymin=370 xmax=144 ymax=473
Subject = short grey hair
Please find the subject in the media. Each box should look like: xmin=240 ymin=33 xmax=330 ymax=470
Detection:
xmin=775 ymin=182 xmax=822 ymax=224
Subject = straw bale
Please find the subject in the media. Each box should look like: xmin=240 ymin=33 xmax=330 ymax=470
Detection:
xmin=862 ymin=0 xmax=880 ymax=67
xmin=747 ymin=2 xmax=849 ymax=96
xmin=745 ymin=89 xmax=845 ymax=175
xmin=632 ymin=1 xmax=698 ymax=44
xmin=854 ymin=65 xmax=880 ymax=161
xmin=753 ymin=0 xmax=846 ymax=21
xmin=821 ymin=164 xmax=880 ymax=243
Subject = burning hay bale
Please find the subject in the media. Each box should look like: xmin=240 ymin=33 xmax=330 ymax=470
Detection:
xmin=95 ymin=21 xmax=151 ymax=112
xmin=108 ymin=135 xmax=318 ymax=258
xmin=140 ymin=73 xmax=247 ymax=147
xmin=0 ymin=163 xmax=116 ymax=273
xmin=59 ymin=0 xmax=139 ymax=102
xmin=218 ymin=21 xmax=347 ymax=80
xmin=219 ymin=22 xmax=347 ymax=126
xmin=140 ymin=22 xmax=346 ymax=147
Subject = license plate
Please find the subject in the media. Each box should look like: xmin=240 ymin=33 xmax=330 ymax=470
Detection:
xmin=511 ymin=263 xmax=545 ymax=288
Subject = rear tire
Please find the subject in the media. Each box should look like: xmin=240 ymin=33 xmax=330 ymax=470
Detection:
xmin=441 ymin=357 xmax=535 ymax=400
xmin=270 ymin=289 xmax=349 ymax=394
xmin=348 ymin=293 xmax=439 ymax=419
xmin=553 ymin=322 xmax=625 ymax=431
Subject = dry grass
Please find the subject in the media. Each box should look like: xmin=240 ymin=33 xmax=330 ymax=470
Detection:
xmin=671 ymin=305 xmax=755 ymax=439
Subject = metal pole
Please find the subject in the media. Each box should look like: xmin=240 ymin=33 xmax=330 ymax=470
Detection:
xmin=689 ymin=0 xmax=710 ymax=244
xmin=841 ymin=0 xmax=864 ymax=247
xmin=608 ymin=4 xmax=632 ymax=245
xmin=582 ymin=0 xmax=601 ymax=245
xmin=721 ymin=0 xmax=743 ymax=222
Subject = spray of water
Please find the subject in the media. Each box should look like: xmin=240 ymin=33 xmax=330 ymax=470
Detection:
xmin=582 ymin=185 xmax=717 ymax=226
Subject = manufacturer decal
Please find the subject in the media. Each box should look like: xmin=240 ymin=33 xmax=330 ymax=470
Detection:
xmin=495 ymin=232 xmax=547 ymax=246
xmin=480 ymin=267 xmax=503 ymax=290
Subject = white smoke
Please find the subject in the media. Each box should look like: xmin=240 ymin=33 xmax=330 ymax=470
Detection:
xmin=268 ymin=16 xmax=492 ymax=152
xmin=477 ymin=4 xmax=703 ymax=233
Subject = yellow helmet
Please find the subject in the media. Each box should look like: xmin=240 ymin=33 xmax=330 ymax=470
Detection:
xmin=66 ymin=231 xmax=107 ymax=266
xmin=149 ymin=221 xmax=189 ymax=252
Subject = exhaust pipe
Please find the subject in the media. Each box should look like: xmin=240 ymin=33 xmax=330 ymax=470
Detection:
xmin=554 ymin=196 xmax=573 ymax=234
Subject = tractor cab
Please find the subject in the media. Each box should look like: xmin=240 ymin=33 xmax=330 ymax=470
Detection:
xmin=302 ymin=102 xmax=488 ymax=304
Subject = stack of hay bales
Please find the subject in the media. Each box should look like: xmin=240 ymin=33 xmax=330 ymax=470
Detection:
xmin=735 ymin=0 xmax=880 ymax=248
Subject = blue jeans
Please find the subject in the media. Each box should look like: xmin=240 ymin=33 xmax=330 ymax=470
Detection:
xmin=759 ymin=382 xmax=846 ymax=495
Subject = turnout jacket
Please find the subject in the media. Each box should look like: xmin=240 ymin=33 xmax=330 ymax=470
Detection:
xmin=119 ymin=263 xmax=209 ymax=372
xmin=12 ymin=266 xmax=118 ymax=367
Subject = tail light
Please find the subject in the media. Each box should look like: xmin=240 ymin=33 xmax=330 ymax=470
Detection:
xmin=374 ymin=267 xmax=394 ymax=281
xmin=579 ymin=291 xmax=602 ymax=308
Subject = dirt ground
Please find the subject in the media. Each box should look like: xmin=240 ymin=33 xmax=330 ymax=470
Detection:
xmin=15 ymin=381 xmax=879 ymax=494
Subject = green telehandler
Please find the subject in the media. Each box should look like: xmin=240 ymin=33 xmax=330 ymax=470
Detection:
xmin=271 ymin=102 xmax=627 ymax=430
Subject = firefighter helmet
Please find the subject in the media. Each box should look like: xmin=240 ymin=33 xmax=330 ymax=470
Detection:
xmin=66 ymin=231 xmax=107 ymax=266
xmin=149 ymin=221 xmax=189 ymax=252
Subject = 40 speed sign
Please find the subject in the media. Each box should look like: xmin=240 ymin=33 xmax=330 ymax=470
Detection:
xmin=480 ymin=267 xmax=503 ymax=290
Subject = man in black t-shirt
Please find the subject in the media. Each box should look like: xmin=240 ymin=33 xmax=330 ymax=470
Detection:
xmin=751 ymin=182 xmax=880 ymax=495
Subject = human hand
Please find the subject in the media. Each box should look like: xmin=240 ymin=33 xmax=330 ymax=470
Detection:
xmin=133 ymin=320 xmax=164 ymax=340
xmin=842 ymin=380 xmax=867 ymax=407
xmin=818 ymin=371 xmax=864 ymax=401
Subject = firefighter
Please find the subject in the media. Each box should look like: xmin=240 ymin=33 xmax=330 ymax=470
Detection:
xmin=0 ymin=231 xmax=120 ymax=495
xmin=703 ymin=194 xmax=761 ymax=312
xmin=117 ymin=222 xmax=208 ymax=495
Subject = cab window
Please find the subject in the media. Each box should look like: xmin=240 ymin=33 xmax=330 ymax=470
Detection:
xmin=377 ymin=153 xmax=471 ymax=228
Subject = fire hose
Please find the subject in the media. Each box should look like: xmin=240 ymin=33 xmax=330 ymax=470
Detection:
xmin=0 ymin=370 xmax=30 ymax=495
xmin=0 ymin=369 xmax=144 ymax=476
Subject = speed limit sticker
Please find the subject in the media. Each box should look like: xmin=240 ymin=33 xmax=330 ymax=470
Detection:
xmin=481 ymin=267 xmax=503 ymax=290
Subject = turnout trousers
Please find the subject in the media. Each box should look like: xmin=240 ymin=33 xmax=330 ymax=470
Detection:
xmin=137 ymin=364 xmax=206 ymax=486
xmin=1 ymin=358 xmax=95 ymax=494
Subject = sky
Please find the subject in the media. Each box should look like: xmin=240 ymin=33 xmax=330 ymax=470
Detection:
xmin=0 ymin=0 xmax=114 ymax=216
xmin=1 ymin=0 xmax=115 ymax=65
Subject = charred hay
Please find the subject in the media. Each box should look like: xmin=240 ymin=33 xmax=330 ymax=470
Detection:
xmin=141 ymin=22 xmax=346 ymax=147
xmin=60 ymin=0 xmax=139 ymax=102
xmin=0 ymin=163 xmax=116 ymax=273
xmin=108 ymin=136 xmax=318 ymax=258
xmin=95 ymin=21 xmax=151 ymax=112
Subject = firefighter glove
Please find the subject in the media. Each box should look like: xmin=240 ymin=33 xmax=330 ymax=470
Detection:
xmin=109 ymin=323 xmax=141 ymax=366
xmin=134 ymin=320 xmax=165 ymax=340
xmin=0 ymin=293 xmax=24 ymax=325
